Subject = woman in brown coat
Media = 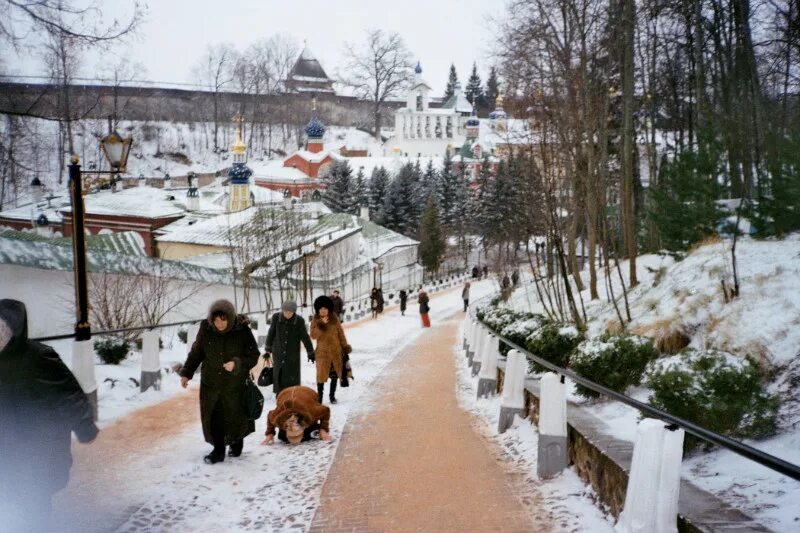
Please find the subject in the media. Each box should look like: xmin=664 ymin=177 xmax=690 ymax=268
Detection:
xmin=262 ymin=385 xmax=331 ymax=445
xmin=180 ymin=299 xmax=260 ymax=464
xmin=310 ymin=295 xmax=351 ymax=404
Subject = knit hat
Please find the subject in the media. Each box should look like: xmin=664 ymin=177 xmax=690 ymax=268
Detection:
xmin=281 ymin=301 xmax=298 ymax=314
xmin=0 ymin=316 xmax=11 ymax=353
xmin=313 ymin=295 xmax=334 ymax=315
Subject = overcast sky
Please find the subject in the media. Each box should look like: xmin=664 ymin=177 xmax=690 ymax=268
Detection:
xmin=8 ymin=0 xmax=503 ymax=96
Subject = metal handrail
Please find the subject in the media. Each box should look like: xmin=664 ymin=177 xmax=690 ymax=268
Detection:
xmin=477 ymin=319 xmax=800 ymax=482
xmin=30 ymin=308 xmax=279 ymax=343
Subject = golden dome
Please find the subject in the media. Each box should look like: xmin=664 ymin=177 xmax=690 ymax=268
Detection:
xmin=232 ymin=132 xmax=246 ymax=155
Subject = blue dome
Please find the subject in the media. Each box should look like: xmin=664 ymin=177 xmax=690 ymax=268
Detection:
xmin=228 ymin=162 xmax=253 ymax=184
xmin=466 ymin=117 xmax=480 ymax=127
xmin=489 ymin=110 xmax=507 ymax=120
xmin=415 ymin=62 xmax=422 ymax=74
xmin=305 ymin=116 xmax=326 ymax=139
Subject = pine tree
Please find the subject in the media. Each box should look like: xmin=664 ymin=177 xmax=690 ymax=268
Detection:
xmin=465 ymin=63 xmax=483 ymax=106
xmin=485 ymin=66 xmax=500 ymax=109
xmin=444 ymin=64 xmax=459 ymax=100
xmin=322 ymin=160 xmax=354 ymax=214
xmin=381 ymin=163 xmax=417 ymax=236
xmin=368 ymin=166 xmax=390 ymax=223
xmin=353 ymin=167 xmax=368 ymax=211
xmin=417 ymin=195 xmax=446 ymax=275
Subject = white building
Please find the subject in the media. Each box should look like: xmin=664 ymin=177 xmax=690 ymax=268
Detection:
xmin=384 ymin=62 xmax=474 ymax=157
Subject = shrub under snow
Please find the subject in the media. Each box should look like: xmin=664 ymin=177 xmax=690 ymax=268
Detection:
xmin=526 ymin=323 xmax=583 ymax=373
xmin=571 ymin=335 xmax=659 ymax=399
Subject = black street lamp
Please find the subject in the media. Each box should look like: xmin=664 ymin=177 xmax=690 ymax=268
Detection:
xmin=68 ymin=125 xmax=133 ymax=340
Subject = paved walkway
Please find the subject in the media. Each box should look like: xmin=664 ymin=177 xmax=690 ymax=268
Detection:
xmin=309 ymin=318 xmax=552 ymax=533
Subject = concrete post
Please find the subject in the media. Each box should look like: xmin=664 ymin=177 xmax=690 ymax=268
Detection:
xmin=537 ymin=372 xmax=567 ymax=478
xmin=463 ymin=317 xmax=473 ymax=351
xmin=187 ymin=322 xmax=200 ymax=355
xmin=467 ymin=320 xmax=478 ymax=361
xmin=477 ymin=333 xmax=499 ymax=397
xmin=498 ymin=349 xmax=528 ymax=433
xmin=140 ymin=329 xmax=162 ymax=392
xmin=71 ymin=340 xmax=97 ymax=421
xmin=616 ymin=419 xmax=685 ymax=533
xmin=472 ymin=328 xmax=493 ymax=377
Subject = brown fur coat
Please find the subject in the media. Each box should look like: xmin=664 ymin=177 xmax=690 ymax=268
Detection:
xmin=310 ymin=313 xmax=351 ymax=383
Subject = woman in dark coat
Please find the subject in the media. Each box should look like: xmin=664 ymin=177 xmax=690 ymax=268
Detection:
xmin=264 ymin=301 xmax=315 ymax=395
xmin=0 ymin=299 xmax=99 ymax=532
xmin=180 ymin=299 xmax=260 ymax=464
xmin=370 ymin=288 xmax=380 ymax=319
xmin=399 ymin=289 xmax=408 ymax=316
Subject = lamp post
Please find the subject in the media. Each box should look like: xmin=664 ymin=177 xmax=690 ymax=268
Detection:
xmin=68 ymin=127 xmax=133 ymax=340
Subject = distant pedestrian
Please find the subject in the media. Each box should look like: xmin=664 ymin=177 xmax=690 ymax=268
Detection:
xmin=483 ymin=265 xmax=489 ymax=278
xmin=462 ymin=282 xmax=471 ymax=312
xmin=331 ymin=289 xmax=345 ymax=322
xmin=502 ymin=274 xmax=511 ymax=290
xmin=399 ymin=289 xmax=408 ymax=316
xmin=472 ymin=265 xmax=479 ymax=279
xmin=0 ymin=299 xmax=99 ymax=533
xmin=264 ymin=301 xmax=315 ymax=395
xmin=310 ymin=295 xmax=352 ymax=404
xmin=418 ymin=287 xmax=431 ymax=328
xmin=181 ymin=299 xmax=261 ymax=464
xmin=262 ymin=386 xmax=332 ymax=445
xmin=370 ymin=288 xmax=380 ymax=319
xmin=377 ymin=288 xmax=385 ymax=314
xmin=512 ymin=269 xmax=520 ymax=287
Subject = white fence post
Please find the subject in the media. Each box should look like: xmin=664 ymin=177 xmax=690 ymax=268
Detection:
xmin=72 ymin=339 xmax=98 ymax=421
xmin=616 ymin=418 xmax=685 ymax=533
xmin=472 ymin=327 xmax=489 ymax=376
xmin=498 ymin=349 xmax=527 ymax=433
xmin=537 ymin=372 xmax=568 ymax=478
xmin=477 ymin=334 xmax=499 ymax=398
xmin=140 ymin=329 xmax=161 ymax=392
xmin=467 ymin=320 xmax=478 ymax=361
xmin=463 ymin=316 xmax=472 ymax=351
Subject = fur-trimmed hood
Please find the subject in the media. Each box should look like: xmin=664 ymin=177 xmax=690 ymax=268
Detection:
xmin=206 ymin=299 xmax=237 ymax=333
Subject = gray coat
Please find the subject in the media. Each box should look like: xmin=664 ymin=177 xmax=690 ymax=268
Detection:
xmin=265 ymin=312 xmax=315 ymax=394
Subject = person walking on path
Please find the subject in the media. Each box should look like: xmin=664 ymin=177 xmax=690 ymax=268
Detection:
xmin=330 ymin=290 xmax=345 ymax=322
xmin=264 ymin=301 xmax=315 ymax=396
xmin=399 ymin=289 xmax=408 ymax=316
xmin=472 ymin=265 xmax=479 ymax=279
xmin=512 ymin=269 xmax=520 ymax=287
xmin=377 ymin=288 xmax=385 ymax=314
xmin=483 ymin=265 xmax=488 ymax=278
xmin=418 ymin=287 xmax=431 ymax=328
xmin=370 ymin=288 xmax=380 ymax=319
xmin=462 ymin=281 xmax=471 ymax=312
xmin=0 ymin=299 xmax=99 ymax=533
xmin=262 ymin=385 xmax=331 ymax=445
xmin=180 ymin=300 xmax=260 ymax=464
xmin=310 ymin=295 xmax=351 ymax=404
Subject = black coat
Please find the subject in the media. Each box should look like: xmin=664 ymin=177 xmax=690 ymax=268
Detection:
xmin=0 ymin=300 xmax=98 ymax=498
xmin=399 ymin=290 xmax=408 ymax=311
xmin=181 ymin=301 xmax=260 ymax=445
xmin=265 ymin=312 xmax=315 ymax=394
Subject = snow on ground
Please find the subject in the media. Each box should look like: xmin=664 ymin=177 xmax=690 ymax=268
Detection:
xmin=110 ymin=280 xmax=495 ymax=532
xmin=452 ymin=321 xmax=615 ymax=533
xmin=502 ymin=234 xmax=800 ymax=531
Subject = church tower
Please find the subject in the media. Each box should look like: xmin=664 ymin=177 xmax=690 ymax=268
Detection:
xmin=227 ymin=115 xmax=253 ymax=212
xmin=305 ymin=98 xmax=326 ymax=154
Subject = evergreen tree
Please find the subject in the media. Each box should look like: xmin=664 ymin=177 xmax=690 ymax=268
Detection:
xmin=381 ymin=163 xmax=417 ymax=236
xmin=754 ymin=133 xmax=800 ymax=237
xmin=353 ymin=166 xmax=368 ymax=211
xmin=322 ymin=160 xmax=354 ymax=214
xmin=465 ymin=62 xmax=483 ymax=107
xmin=444 ymin=64 xmax=459 ymax=100
xmin=417 ymin=195 xmax=446 ymax=275
xmin=368 ymin=166 xmax=390 ymax=223
xmin=649 ymin=146 xmax=724 ymax=250
xmin=485 ymin=66 xmax=500 ymax=109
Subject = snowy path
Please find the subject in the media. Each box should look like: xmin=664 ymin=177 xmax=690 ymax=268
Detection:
xmin=50 ymin=280 xmax=495 ymax=533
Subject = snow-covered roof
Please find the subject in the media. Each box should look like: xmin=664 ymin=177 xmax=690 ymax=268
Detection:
xmin=289 ymin=46 xmax=332 ymax=83
xmin=0 ymin=197 xmax=67 ymax=224
xmin=59 ymin=186 xmax=186 ymax=219
xmin=156 ymin=207 xmax=260 ymax=247
xmin=360 ymin=219 xmax=419 ymax=260
xmin=441 ymin=91 xmax=473 ymax=114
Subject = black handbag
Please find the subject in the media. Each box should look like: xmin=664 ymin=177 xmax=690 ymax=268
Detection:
xmin=242 ymin=376 xmax=264 ymax=420
xmin=257 ymin=355 xmax=274 ymax=387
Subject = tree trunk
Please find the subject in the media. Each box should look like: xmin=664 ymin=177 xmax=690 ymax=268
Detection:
xmin=621 ymin=0 xmax=638 ymax=287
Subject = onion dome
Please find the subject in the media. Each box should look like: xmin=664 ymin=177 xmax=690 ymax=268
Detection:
xmin=228 ymin=162 xmax=253 ymax=185
xmin=466 ymin=116 xmax=480 ymax=127
xmin=36 ymin=214 xmax=49 ymax=226
xmin=305 ymin=116 xmax=326 ymax=139
xmin=415 ymin=62 xmax=422 ymax=74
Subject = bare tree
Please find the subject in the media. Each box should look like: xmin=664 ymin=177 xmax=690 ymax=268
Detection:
xmin=339 ymin=29 xmax=414 ymax=138
xmin=192 ymin=43 xmax=236 ymax=152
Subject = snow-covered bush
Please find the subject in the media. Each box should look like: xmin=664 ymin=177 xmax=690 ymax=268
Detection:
xmin=177 ymin=328 xmax=188 ymax=344
xmin=94 ymin=337 xmax=130 ymax=365
xmin=499 ymin=314 xmax=548 ymax=356
xmin=646 ymin=349 xmax=779 ymax=449
xmin=526 ymin=323 xmax=583 ymax=373
xmin=477 ymin=306 xmax=523 ymax=332
xmin=571 ymin=335 xmax=659 ymax=399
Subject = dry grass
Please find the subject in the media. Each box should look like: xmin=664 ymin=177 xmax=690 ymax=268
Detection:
xmin=633 ymin=319 xmax=691 ymax=354
xmin=605 ymin=319 xmax=625 ymax=336
xmin=688 ymin=234 xmax=723 ymax=254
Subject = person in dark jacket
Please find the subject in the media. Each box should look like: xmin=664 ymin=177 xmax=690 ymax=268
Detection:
xmin=418 ymin=287 xmax=431 ymax=328
xmin=264 ymin=300 xmax=315 ymax=395
xmin=180 ymin=299 xmax=260 ymax=464
xmin=370 ymin=288 xmax=380 ymax=319
xmin=377 ymin=288 xmax=385 ymax=314
xmin=399 ymin=289 xmax=408 ymax=316
xmin=330 ymin=290 xmax=345 ymax=322
xmin=462 ymin=281 xmax=471 ymax=312
xmin=0 ymin=299 xmax=99 ymax=532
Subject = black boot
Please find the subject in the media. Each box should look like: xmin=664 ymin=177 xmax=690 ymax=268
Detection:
xmin=329 ymin=376 xmax=338 ymax=404
xmin=317 ymin=382 xmax=324 ymax=404
xmin=204 ymin=448 xmax=225 ymax=464
xmin=228 ymin=439 xmax=243 ymax=457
